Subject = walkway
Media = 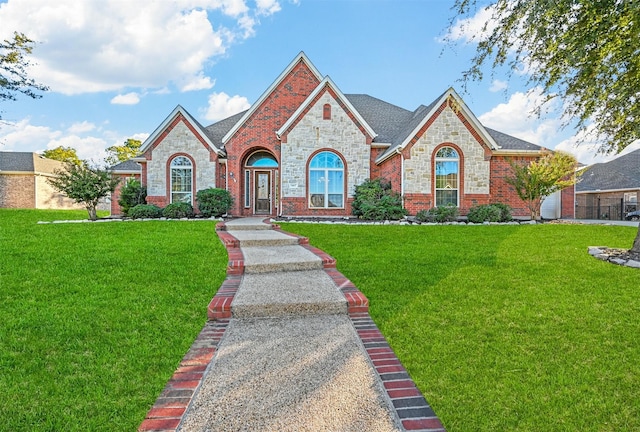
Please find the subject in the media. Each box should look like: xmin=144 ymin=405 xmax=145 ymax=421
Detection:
xmin=138 ymin=218 xmax=445 ymax=432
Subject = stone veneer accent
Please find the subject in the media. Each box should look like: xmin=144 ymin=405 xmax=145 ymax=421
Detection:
xmin=403 ymin=106 xmax=490 ymax=196
xmin=146 ymin=121 xmax=217 ymax=198
xmin=281 ymin=93 xmax=370 ymax=199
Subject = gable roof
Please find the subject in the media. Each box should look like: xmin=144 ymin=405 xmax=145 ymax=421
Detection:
xmin=139 ymin=105 xmax=223 ymax=156
xmin=577 ymin=149 xmax=640 ymax=192
xmin=276 ymin=77 xmax=377 ymax=141
xmin=109 ymin=159 xmax=142 ymax=173
xmin=0 ymin=152 xmax=65 ymax=174
xmin=222 ymin=51 xmax=324 ymax=144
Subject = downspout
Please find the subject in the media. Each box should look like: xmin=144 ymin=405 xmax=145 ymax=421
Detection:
xmin=400 ymin=152 xmax=405 ymax=207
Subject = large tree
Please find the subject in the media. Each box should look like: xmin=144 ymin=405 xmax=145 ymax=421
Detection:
xmin=105 ymin=138 xmax=142 ymax=166
xmin=450 ymin=0 xmax=640 ymax=252
xmin=48 ymin=163 xmax=120 ymax=221
xmin=42 ymin=146 xmax=82 ymax=166
xmin=1 ymin=32 xmax=48 ymax=119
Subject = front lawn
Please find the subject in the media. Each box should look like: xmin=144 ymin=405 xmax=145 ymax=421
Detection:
xmin=0 ymin=210 xmax=227 ymax=431
xmin=280 ymin=222 xmax=640 ymax=432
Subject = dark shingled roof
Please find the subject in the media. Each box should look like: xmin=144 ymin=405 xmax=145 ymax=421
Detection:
xmin=0 ymin=151 xmax=65 ymax=173
xmin=201 ymin=91 xmax=542 ymax=157
xmin=577 ymin=149 xmax=640 ymax=192
xmin=110 ymin=159 xmax=142 ymax=172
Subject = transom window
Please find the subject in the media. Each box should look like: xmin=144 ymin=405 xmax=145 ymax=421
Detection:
xmin=170 ymin=156 xmax=193 ymax=204
xmin=435 ymin=147 xmax=459 ymax=207
xmin=309 ymin=151 xmax=344 ymax=208
xmin=246 ymin=151 xmax=278 ymax=168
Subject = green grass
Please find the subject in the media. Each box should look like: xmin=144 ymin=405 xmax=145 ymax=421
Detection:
xmin=0 ymin=210 xmax=227 ymax=431
xmin=279 ymin=223 xmax=640 ymax=432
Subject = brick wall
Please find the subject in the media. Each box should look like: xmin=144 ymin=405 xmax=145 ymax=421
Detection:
xmin=110 ymin=174 xmax=141 ymax=215
xmin=0 ymin=173 xmax=83 ymax=210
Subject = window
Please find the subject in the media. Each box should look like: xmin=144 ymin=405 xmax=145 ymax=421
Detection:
xmin=246 ymin=151 xmax=278 ymax=167
xmin=309 ymin=151 xmax=344 ymax=208
xmin=435 ymin=147 xmax=459 ymax=206
xmin=170 ymin=156 xmax=192 ymax=203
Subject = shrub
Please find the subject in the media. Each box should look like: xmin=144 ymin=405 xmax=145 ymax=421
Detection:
xmin=163 ymin=202 xmax=194 ymax=219
xmin=416 ymin=205 xmax=459 ymax=223
xmin=196 ymin=188 xmax=233 ymax=217
xmin=117 ymin=178 xmax=146 ymax=216
xmin=128 ymin=204 xmax=163 ymax=219
xmin=351 ymin=178 xmax=407 ymax=220
xmin=467 ymin=203 xmax=513 ymax=223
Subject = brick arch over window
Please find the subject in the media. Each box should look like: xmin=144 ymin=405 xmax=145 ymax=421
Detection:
xmin=432 ymin=143 xmax=464 ymax=207
xmin=166 ymin=153 xmax=195 ymax=205
xmin=307 ymin=149 xmax=347 ymax=209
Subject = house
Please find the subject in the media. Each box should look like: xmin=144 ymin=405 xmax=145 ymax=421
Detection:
xmin=575 ymin=149 xmax=640 ymax=220
xmin=0 ymin=151 xmax=84 ymax=210
xmin=111 ymin=52 xmax=574 ymax=219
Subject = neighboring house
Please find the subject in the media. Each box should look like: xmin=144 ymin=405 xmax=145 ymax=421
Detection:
xmin=112 ymin=52 xmax=574 ymax=218
xmin=576 ymin=149 xmax=640 ymax=220
xmin=0 ymin=151 xmax=84 ymax=210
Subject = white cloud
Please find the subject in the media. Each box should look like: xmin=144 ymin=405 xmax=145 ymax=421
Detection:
xmin=479 ymin=88 xmax=562 ymax=148
xmin=0 ymin=0 xmax=284 ymax=95
xmin=442 ymin=5 xmax=497 ymax=44
xmin=111 ymin=93 xmax=141 ymax=105
xmin=489 ymin=79 xmax=508 ymax=92
xmin=202 ymin=91 xmax=251 ymax=121
xmin=555 ymin=125 xmax=640 ymax=165
xmin=0 ymin=117 xmax=148 ymax=164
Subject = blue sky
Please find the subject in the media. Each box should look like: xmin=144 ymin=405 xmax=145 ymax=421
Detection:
xmin=1 ymin=0 xmax=637 ymax=165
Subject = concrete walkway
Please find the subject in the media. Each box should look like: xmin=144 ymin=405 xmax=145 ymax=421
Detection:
xmin=139 ymin=218 xmax=445 ymax=432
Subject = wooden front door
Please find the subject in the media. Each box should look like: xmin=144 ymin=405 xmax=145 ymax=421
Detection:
xmin=254 ymin=171 xmax=270 ymax=214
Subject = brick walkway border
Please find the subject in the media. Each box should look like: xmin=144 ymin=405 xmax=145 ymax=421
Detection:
xmin=138 ymin=220 xmax=446 ymax=432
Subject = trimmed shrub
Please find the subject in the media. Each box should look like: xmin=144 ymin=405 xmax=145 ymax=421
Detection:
xmin=467 ymin=203 xmax=513 ymax=223
xmin=128 ymin=204 xmax=163 ymax=219
xmin=117 ymin=178 xmax=147 ymax=216
xmin=351 ymin=178 xmax=407 ymax=220
xmin=196 ymin=188 xmax=233 ymax=218
xmin=416 ymin=205 xmax=459 ymax=223
xmin=163 ymin=202 xmax=194 ymax=219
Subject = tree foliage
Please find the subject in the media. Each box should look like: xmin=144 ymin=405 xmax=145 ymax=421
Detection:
xmin=117 ymin=178 xmax=146 ymax=216
xmin=48 ymin=163 xmax=120 ymax=220
xmin=42 ymin=146 xmax=82 ymax=166
xmin=1 ymin=32 xmax=48 ymax=116
xmin=506 ymin=151 xmax=578 ymax=220
xmin=351 ymin=178 xmax=407 ymax=220
xmin=105 ymin=139 xmax=142 ymax=166
xmin=450 ymin=0 xmax=640 ymax=154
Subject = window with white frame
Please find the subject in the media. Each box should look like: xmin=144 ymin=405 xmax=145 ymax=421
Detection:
xmin=435 ymin=147 xmax=459 ymax=207
xmin=309 ymin=151 xmax=344 ymax=208
xmin=170 ymin=156 xmax=193 ymax=204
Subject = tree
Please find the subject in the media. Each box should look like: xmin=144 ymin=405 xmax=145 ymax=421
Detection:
xmin=506 ymin=151 xmax=578 ymax=220
xmin=449 ymin=0 xmax=640 ymax=250
xmin=105 ymin=139 xmax=142 ymax=166
xmin=1 ymin=32 xmax=48 ymax=118
xmin=48 ymin=162 xmax=120 ymax=220
xmin=42 ymin=146 xmax=82 ymax=165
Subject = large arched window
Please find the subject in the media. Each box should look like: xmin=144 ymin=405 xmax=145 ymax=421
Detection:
xmin=309 ymin=151 xmax=344 ymax=208
xmin=435 ymin=146 xmax=459 ymax=207
xmin=170 ymin=156 xmax=193 ymax=203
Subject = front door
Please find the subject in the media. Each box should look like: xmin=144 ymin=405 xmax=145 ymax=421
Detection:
xmin=254 ymin=171 xmax=270 ymax=214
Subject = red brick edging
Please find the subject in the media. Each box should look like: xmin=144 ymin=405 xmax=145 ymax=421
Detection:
xmin=138 ymin=219 xmax=446 ymax=432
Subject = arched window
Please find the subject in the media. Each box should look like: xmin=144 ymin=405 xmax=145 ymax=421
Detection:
xmin=435 ymin=147 xmax=459 ymax=207
xmin=170 ymin=156 xmax=193 ymax=204
xmin=245 ymin=151 xmax=278 ymax=168
xmin=309 ymin=151 xmax=344 ymax=208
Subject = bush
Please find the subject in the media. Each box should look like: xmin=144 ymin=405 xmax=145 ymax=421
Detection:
xmin=416 ymin=205 xmax=459 ymax=223
xmin=196 ymin=188 xmax=233 ymax=217
xmin=163 ymin=202 xmax=194 ymax=219
xmin=351 ymin=178 xmax=407 ymax=220
xmin=467 ymin=203 xmax=513 ymax=223
xmin=128 ymin=204 xmax=163 ymax=219
xmin=117 ymin=178 xmax=146 ymax=216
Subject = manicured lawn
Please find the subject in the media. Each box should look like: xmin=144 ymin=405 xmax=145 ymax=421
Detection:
xmin=280 ymin=222 xmax=640 ymax=432
xmin=0 ymin=210 xmax=227 ymax=431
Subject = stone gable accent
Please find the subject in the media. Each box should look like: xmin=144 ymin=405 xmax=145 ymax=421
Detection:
xmin=146 ymin=121 xmax=217 ymax=198
xmin=282 ymin=92 xmax=370 ymax=198
xmin=403 ymin=105 xmax=490 ymax=195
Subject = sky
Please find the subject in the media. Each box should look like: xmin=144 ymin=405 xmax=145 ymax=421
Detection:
xmin=1 ymin=0 xmax=638 ymax=165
